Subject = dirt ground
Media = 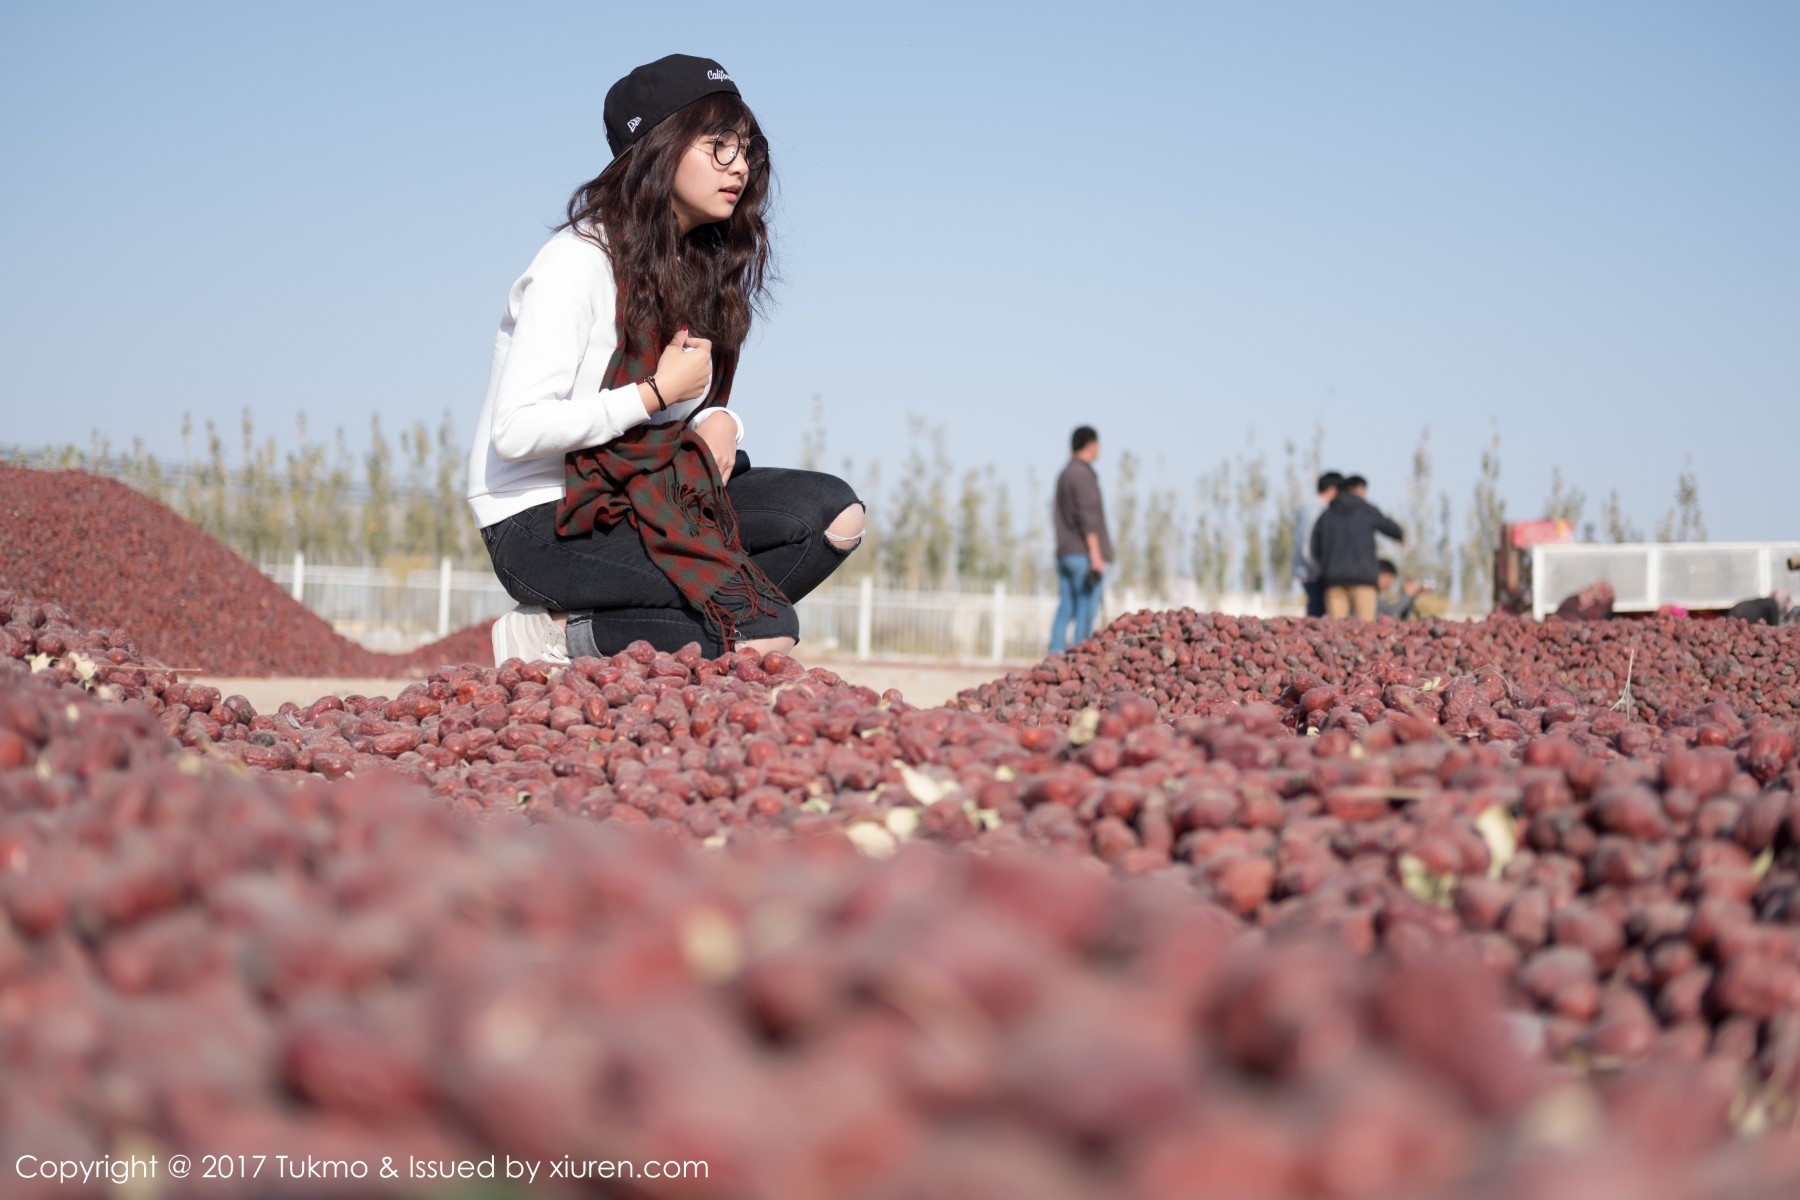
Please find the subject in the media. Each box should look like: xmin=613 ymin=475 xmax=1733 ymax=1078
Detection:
xmin=194 ymin=655 xmax=1019 ymax=716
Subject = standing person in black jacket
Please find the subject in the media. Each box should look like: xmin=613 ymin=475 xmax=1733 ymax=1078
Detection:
xmin=1310 ymin=479 xmax=1404 ymax=619
xmin=1291 ymin=471 xmax=1344 ymax=618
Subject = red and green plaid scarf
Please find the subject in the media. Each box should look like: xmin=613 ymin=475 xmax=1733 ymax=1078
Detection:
xmin=555 ymin=296 xmax=785 ymax=647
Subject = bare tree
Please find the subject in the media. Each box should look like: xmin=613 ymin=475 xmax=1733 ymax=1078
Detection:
xmin=1190 ymin=463 xmax=1234 ymax=594
xmin=1111 ymin=450 xmax=1142 ymax=590
xmin=954 ymin=466 xmax=989 ymax=585
xmin=1142 ymin=484 xmax=1178 ymax=599
xmin=1401 ymin=426 xmax=1438 ymax=582
xmin=125 ymin=436 xmax=170 ymax=508
xmin=1601 ymin=489 xmax=1640 ymax=543
xmin=1236 ymin=446 xmax=1270 ymax=593
xmin=798 ymin=395 xmax=826 ymax=472
xmin=324 ymin=426 xmax=355 ymax=561
xmin=1457 ymin=424 xmax=1505 ymax=605
xmin=180 ymin=413 xmax=200 ymax=521
xmin=921 ymin=424 xmax=954 ymax=588
xmin=1432 ymin=491 xmax=1455 ymax=591
xmin=237 ymin=409 xmax=283 ymax=562
xmin=286 ymin=414 xmax=329 ymax=558
xmin=1657 ymin=460 xmax=1707 ymax=543
xmin=435 ymin=410 xmax=476 ymax=561
xmin=1544 ymin=466 xmax=1587 ymax=529
xmin=201 ymin=419 xmax=229 ymax=544
xmin=884 ymin=418 xmax=945 ymax=588
xmin=1268 ymin=438 xmax=1304 ymax=594
xmin=1018 ymin=465 xmax=1045 ymax=594
xmin=397 ymin=420 xmax=437 ymax=563
xmin=85 ymin=430 xmax=112 ymax=473
xmin=990 ymin=473 xmax=1018 ymax=590
xmin=362 ymin=415 xmax=393 ymax=565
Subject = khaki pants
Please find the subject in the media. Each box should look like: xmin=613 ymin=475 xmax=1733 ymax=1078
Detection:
xmin=1325 ymin=584 xmax=1378 ymax=620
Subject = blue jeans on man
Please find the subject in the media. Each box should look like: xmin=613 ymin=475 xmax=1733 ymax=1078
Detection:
xmin=1049 ymin=553 xmax=1103 ymax=653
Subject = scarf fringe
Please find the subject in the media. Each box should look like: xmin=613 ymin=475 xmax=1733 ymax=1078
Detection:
xmin=562 ymin=426 xmax=786 ymax=650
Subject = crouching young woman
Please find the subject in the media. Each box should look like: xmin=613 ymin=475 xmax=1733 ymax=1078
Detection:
xmin=465 ymin=54 xmax=863 ymax=666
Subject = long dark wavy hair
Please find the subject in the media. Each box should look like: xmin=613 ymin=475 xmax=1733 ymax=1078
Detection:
xmin=560 ymin=92 xmax=775 ymax=374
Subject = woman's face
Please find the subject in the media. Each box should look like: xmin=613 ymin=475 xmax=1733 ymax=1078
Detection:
xmin=670 ymin=131 xmax=751 ymax=233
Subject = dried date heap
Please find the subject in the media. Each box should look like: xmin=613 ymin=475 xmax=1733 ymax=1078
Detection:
xmin=960 ymin=607 xmax=1800 ymax=728
xmin=4 ymin=648 xmax=1800 ymax=1199
xmin=0 ymin=466 xmax=490 ymax=677
xmin=11 ymin=592 xmax=1800 ymax=1081
xmin=8 ymin=594 xmax=1800 ymax=1196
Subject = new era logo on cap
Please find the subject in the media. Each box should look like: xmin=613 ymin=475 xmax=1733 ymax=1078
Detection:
xmin=627 ymin=116 xmax=642 ymax=133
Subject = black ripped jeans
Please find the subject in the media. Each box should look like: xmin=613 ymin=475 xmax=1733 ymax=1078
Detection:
xmin=481 ymin=454 xmax=862 ymax=656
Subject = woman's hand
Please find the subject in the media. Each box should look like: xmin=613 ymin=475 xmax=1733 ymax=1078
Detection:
xmin=654 ymin=326 xmax=713 ymax=404
xmin=693 ymin=410 xmax=737 ymax=482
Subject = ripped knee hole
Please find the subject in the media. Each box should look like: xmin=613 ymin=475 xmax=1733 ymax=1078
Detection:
xmin=825 ymin=502 xmax=865 ymax=549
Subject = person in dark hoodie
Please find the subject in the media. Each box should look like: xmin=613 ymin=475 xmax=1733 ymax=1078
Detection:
xmin=1310 ymin=477 xmax=1404 ymax=619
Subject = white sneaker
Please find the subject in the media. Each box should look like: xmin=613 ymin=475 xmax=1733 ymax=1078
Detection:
xmin=491 ymin=605 xmax=570 ymax=666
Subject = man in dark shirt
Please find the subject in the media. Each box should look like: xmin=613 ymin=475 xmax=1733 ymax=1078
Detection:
xmin=1050 ymin=426 xmax=1115 ymax=652
xmin=1310 ymin=478 xmax=1404 ymax=619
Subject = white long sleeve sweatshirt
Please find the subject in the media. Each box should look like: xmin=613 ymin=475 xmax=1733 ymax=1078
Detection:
xmin=465 ymin=225 xmax=743 ymax=528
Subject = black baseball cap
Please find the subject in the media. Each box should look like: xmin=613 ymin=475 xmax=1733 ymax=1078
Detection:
xmin=603 ymin=54 xmax=742 ymax=160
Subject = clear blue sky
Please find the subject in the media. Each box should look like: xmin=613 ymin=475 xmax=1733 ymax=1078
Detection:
xmin=3 ymin=1 xmax=1794 ymax=549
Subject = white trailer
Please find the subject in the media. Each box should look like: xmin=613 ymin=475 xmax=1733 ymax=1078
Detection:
xmin=1530 ymin=541 xmax=1800 ymax=621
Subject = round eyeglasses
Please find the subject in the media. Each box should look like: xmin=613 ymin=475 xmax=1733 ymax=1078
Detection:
xmin=707 ymin=131 xmax=769 ymax=172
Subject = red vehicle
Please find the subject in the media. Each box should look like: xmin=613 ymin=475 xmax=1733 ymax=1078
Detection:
xmin=1492 ymin=519 xmax=1574 ymax=615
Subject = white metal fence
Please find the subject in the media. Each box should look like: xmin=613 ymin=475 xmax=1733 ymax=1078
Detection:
xmin=258 ymin=555 xmax=1304 ymax=660
xmin=262 ymin=555 xmax=514 ymax=653
xmin=261 ymin=542 xmax=1799 ymax=660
